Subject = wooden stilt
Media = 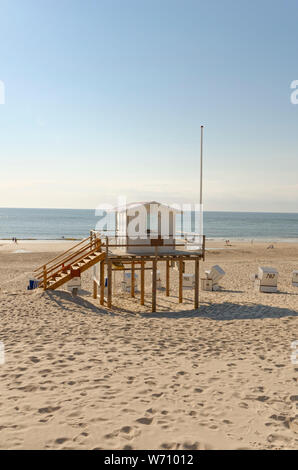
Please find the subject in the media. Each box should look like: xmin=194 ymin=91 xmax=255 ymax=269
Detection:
xmin=100 ymin=260 xmax=105 ymax=305
xmin=43 ymin=265 xmax=47 ymax=291
xmin=166 ymin=260 xmax=170 ymax=296
xmin=198 ymin=259 xmax=200 ymax=307
xmin=140 ymin=259 xmax=145 ymax=305
xmin=131 ymin=261 xmax=135 ymax=298
xmin=194 ymin=258 xmax=199 ymax=309
xmin=152 ymin=259 xmax=157 ymax=312
xmin=179 ymin=259 xmax=183 ymax=303
xmin=93 ymin=279 xmax=97 ymax=299
xmin=107 ymin=260 xmax=112 ymax=308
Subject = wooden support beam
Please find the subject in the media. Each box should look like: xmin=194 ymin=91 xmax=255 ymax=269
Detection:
xmin=131 ymin=261 xmax=135 ymax=298
xmin=105 ymin=254 xmax=204 ymax=263
xmin=100 ymin=242 xmax=184 ymax=248
xmin=43 ymin=265 xmax=47 ymax=291
xmin=179 ymin=259 xmax=183 ymax=303
xmin=111 ymin=267 xmax=151 ymax=272
xmin=107 ymin=260 xmax=112 ymax=308
xmin=140 ymin=259 xmax=145 ymax=306
xmin=93 ymin=279 xmax=98 ymax=299
xmin=166 ymin=260 xmax=170 ymax=296
xmin=152 ymin=259 xmax=157 ymax=312
xmin=100 ymin=260 xmax=105 ymax=305
xmin=194 ymin=258 xmax=199 ymax=309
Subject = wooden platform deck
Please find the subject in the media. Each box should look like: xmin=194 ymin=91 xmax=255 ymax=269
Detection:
xmin=106 ymin=247 xmax=204 ymax=261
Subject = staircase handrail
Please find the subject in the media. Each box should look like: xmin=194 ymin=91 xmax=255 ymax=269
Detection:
xmin=38 ymin=240 xmax=102 ymax=287
xmin=35 ymin=238 xmax=97 ymax=280
xmin=34 ymin=236 xmax=91 ymax=273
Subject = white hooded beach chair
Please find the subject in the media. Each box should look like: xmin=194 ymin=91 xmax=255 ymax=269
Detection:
xmin=201 ymin=265 xmax=225 ymax=291
xmin=255 ymin=266 xmax=278 ymax=293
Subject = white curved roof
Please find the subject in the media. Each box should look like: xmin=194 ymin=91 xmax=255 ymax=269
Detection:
xmin=106 ymin=201 xmax=181 ymax=213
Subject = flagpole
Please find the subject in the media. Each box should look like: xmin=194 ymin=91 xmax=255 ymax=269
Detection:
xmin=200 ymin=125 xmax=204 ymax=206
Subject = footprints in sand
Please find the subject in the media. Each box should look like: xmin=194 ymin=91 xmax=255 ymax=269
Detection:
xmin=104 ymin=425 xmax=141 ymax=445
xmin=38 ymin=406 xmax=61 ymax=414
xmin=29 ymin=356 xmax=40 ymax=363
xmin=55 ymin=437 xmax=69 ymax=445
xmin=136 ymin=417 xmax=153 ymax=425
xmin=1 ymin=277 xmax=298 ymax=450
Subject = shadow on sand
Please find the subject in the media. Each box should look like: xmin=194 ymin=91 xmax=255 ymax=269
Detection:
xmin=43 ymin=290 xmax=134 ymax=316
xmin=44 ymin=290 xmax=298 ymax=321
xmin=141 ymin=301 xmax=298 ymax=321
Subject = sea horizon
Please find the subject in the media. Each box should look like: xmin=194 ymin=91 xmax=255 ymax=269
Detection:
xmin=1 ymin=206 xmax=298 ymax=214
xmin=1 ymin=207 xmax=297 ymax=241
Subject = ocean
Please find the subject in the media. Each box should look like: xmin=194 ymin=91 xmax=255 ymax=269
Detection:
xmin=0 ymin=208 xmax=298 ymax=241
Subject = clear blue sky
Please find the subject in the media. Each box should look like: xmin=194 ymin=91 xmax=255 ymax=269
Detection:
xmin=0 ymin=0 xmax=297 ymax=211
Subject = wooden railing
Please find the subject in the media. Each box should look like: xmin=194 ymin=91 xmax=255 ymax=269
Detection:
xmin=35 ymin=235 xmax=102 ymax=289
xmin=34 ymin=236 xmax=91 ymax=274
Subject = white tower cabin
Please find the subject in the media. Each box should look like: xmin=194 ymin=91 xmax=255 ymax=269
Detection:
xmin=111 ymin=201 xmax=180 ymax=254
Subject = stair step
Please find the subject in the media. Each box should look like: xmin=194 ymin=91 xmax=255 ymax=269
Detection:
xmin=49 ymin=275 xmax=67 ymax=283
xmin=40 ymin=243 xmax=105 ymax=291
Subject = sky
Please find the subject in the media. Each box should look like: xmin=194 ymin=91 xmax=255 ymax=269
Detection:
xmin=0 ymin=0 xmax=298 ymax=211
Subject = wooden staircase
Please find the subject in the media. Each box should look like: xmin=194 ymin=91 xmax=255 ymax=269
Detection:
xmin=34 ymin=235 xmax=105 ymax=290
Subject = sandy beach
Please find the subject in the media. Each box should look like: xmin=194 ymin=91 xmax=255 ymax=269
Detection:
xmin=0 ymin=239 xmax=297 ymax=450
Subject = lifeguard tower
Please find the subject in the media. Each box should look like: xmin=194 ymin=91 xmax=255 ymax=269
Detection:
xmin=91 ymin=199 xmax=205 ymax=312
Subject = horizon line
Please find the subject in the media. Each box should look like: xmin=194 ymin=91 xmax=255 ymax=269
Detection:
xmin=1 ymin=206 xmax=298 ymax=215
